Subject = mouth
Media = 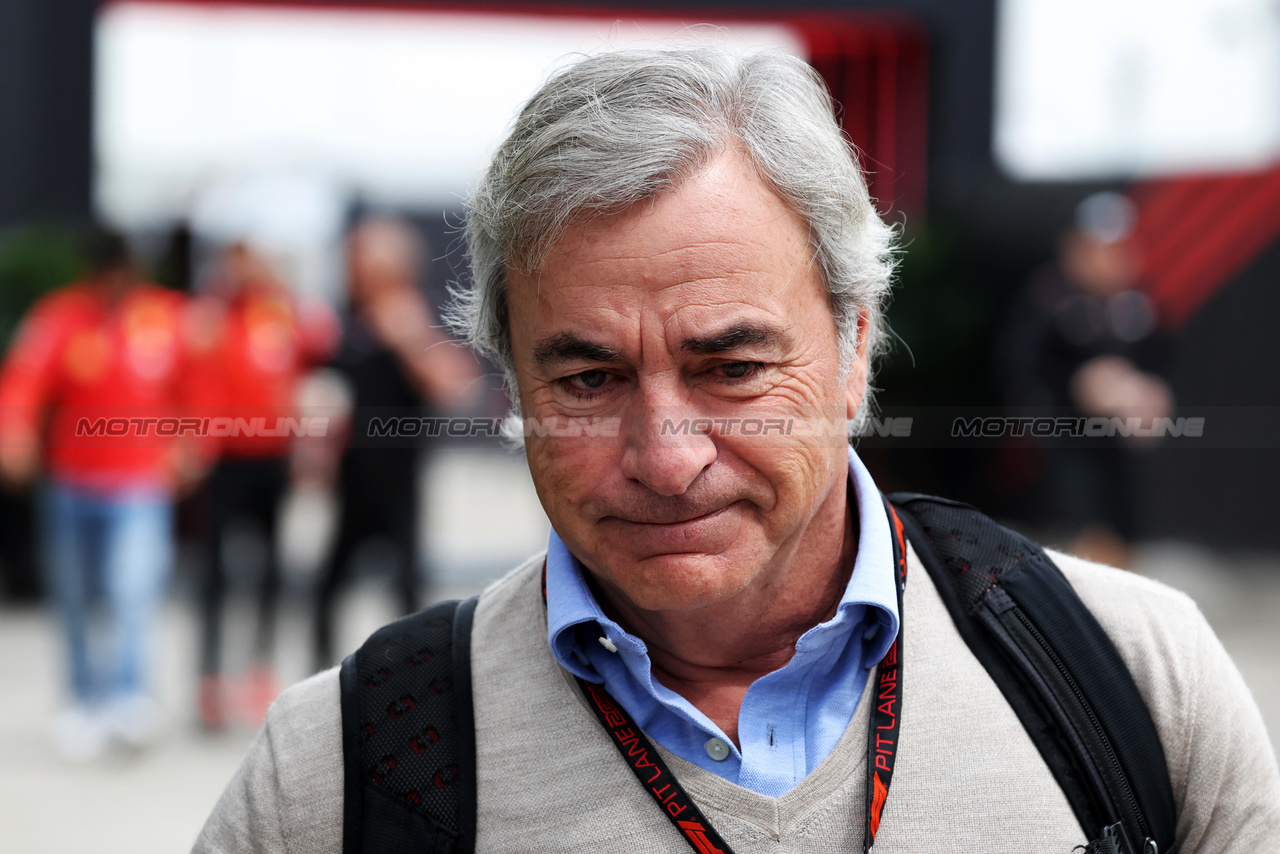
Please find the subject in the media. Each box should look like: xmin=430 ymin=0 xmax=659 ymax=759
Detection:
xmin=594 ymin=503 xmax=744 ymax=558
xmin=604 ymin=504 xmax=733 ymax=527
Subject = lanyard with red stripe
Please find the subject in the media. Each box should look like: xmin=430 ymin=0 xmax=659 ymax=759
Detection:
xmin=555 ymin=498 xmax=909 ymax=854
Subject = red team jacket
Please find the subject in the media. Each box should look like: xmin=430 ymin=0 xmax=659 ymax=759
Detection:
xmin=186 ymin=281 xmax=337 ymax=461
xmin=0 ymin=281 xmax=192 ymax=491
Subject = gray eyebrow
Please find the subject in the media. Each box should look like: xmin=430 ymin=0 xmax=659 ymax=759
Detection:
xmin=532 ymin=323 xmax=787 ymax=366
xmin=680 ymin=323 xmax=787 ymax=356
xmin=532 ymin=332 xmax=623 ymax=367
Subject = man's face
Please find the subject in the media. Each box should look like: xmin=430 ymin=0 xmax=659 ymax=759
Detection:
xmin=508 ymin=150 xmax=868 ymax=617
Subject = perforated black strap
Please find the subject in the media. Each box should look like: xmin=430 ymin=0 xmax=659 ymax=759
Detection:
xmin=340 ymin=642 xmax=366 ymax=854
xmin=888 ymin=493 xmax=1175 ymax=854
xmin=451 ymin=597 xmax=478 ymax=851
xmin=340 ymin=597 xmax=479 ymax=854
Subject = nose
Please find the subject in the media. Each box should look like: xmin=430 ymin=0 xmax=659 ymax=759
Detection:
xmin=619 ymin=397 xmax=717 ymax=497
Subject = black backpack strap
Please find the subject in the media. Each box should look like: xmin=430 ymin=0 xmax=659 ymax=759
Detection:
xmin=340 ymin=596 xmax=479 ymax=854
xmin=888 ymin=493 xmax=1176 ymax=854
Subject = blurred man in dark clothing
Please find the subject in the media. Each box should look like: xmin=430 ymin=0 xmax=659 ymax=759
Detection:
xmin=998 ymin=192 xmax=1172 ymax=565
xmin=311 ymin=218 xmax=476 ymax=670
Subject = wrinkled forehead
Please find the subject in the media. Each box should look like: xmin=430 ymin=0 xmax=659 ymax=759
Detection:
xmin=505 ymin=151 xmax=838 ymax=373
xmin=522 ymin=148 xmax=806 ymax=270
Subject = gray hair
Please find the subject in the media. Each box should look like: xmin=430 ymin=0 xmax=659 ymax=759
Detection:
xmin=450 ymin=46 xmax=898 ymax=436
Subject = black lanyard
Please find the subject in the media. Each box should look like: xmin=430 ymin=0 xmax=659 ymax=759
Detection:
xmin=866 ymin=498 xmax=908 ymax=851
xmin=556 ymin=498 xmax=909 ymax=854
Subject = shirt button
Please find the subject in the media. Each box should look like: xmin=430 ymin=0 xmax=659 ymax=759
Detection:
xmin=598 ymin=636 xmax=618 ymax=653
xmin=705 ymin=737 xmax=730 ymax=761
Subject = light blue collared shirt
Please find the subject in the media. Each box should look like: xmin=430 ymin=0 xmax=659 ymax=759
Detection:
xmin=545 ymin=447 xmax=900 ymax=797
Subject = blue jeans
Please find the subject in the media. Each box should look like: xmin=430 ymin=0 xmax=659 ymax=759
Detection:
xmin=39 ymin=481 xmax=173 ymax=705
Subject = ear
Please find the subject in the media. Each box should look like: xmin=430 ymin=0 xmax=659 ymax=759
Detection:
xmin=844 ymin=309 xmax=871 ymax=421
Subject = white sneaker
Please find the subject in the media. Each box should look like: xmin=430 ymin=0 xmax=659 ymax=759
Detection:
xmin=51 ymin=704 xmax=110 ymax=762
xmin=104 ymin=693 xmax=165 ymax=749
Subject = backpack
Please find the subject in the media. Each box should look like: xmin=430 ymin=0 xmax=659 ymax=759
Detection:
xmin=339 ymin=494 xmax=1177 ymax=854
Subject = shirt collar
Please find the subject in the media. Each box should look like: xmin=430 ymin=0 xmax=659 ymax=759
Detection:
xmin=545 ymin=446 xmax=901 ymax=678
xmin=840 ymin=445 xmax=901 ymax=664
xmin=545 ymin=523 xmax=622 ymax=680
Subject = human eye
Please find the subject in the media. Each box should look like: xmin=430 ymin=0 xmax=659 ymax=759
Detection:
xmin=696 ymin=360 xmax=774 ymax=399
xmin=558 ymin=369 xmax=613 ymax=400
xmin=716 ymin=361 xmax=763 ymax=380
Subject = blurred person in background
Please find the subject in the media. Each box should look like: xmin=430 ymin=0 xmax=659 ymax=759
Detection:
xmin=996 ymin=192 xmax=1172 ymax=567
xmin=310 ymin=217 xmax=477 ymax=670
xmin=188 ymin=242 xmax=338 ymax=731
xmin=0 ymin=229 xmax=199 ymax=759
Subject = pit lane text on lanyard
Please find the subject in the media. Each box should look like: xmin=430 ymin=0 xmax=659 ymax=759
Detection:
xmin=568 ymin=499 xmax=909 ymax=854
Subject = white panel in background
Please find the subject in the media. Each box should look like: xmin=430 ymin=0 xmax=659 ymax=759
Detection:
xmin=995 ymin=0 xmax=1280 ymax=180
xmin=94 ymin=2 xmax=805 ymax=229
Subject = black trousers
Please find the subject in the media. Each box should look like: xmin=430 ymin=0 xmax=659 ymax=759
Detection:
xmin=312 ymin=449 xmax=421 ymax=670
xmin=199 ymin=455 xmax=290 ymax=677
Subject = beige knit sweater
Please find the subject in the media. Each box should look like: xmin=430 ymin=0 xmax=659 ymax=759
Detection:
xmin=193 ymin=547 xmax=1280 ymax=853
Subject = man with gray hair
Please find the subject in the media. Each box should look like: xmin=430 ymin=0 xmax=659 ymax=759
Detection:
xmin=195 ymin=47 xmax=1278 ymax=854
